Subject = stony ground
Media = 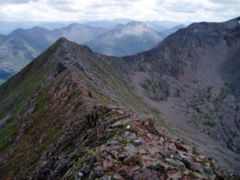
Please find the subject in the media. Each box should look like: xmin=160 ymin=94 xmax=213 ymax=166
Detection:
xmin=30 ymin=105 xmax=223 ymax=180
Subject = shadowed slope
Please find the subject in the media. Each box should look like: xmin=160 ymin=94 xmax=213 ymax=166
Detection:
xmin=121 ymin=17 xmax=240 ymax=174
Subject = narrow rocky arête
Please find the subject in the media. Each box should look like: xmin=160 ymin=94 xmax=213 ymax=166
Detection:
xmin=0 ymin=17 xmax=240 ymax=179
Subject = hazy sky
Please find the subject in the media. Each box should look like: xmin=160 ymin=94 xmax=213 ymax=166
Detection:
xmin=0 ymin=0 xmax=239 ymax=22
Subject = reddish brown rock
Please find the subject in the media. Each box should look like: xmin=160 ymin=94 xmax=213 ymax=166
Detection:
xmin=103 ymin=159 xmax=114 ymax=170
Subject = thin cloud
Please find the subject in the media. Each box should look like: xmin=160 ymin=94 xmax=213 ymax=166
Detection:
xmin=0 ymin=0 xmax=239 ymax=22
xmin=0 ymin=0 xmax=38 ymax=4
xmin=208 ymin=0 xmax=239 ymax=4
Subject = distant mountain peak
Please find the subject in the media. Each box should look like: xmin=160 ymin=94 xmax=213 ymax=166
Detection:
xmin=125 ymin=21 xmax=154 ymax=29
xmin=57 ymin=37 xmax=70 ymax=44
xmin=9 ymin=28 xmax=25 ymax=36
xmin=116 ymin=21 xmax=158 ymax=37
xmin=65 ymin=23 xmax=84 ymax=29
xmin=84 ymin=20 xmax=165 ymax=56
xmin=126 ymin=21 xmax=145 ymax=26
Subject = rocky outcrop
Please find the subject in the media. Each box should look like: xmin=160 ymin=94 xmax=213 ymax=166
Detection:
xmin=30 ymin=105 xmax=222 ymax=180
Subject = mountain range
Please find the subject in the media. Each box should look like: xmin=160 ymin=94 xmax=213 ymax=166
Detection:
xmin=84 ymin=21 xmax=166 ymax=56
xmin=0 ymin=19 xmax=183 ymax=35
xmin=0 ymin=21 xmax=184 ymax=84
xmin=0 ymin=17 xmax=240 ymax=179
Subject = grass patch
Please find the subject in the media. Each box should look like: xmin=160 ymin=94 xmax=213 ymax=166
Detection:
xmin=203 ymin=121 xmax=216 ymax=127
xmin=152 ymin=108 xmax=161 ymax=117
xmin=165 ymin=90 xmax=170 ymax=98
xmin=194 ymin=107 xmax=201 ymax=113
xmin=207 ymin=86 xmax=213 ymax=93
xmin=0 ymin=122 xmax=17 ymax=151
xmin=0 ymin=79 xmax=5 ymax=85
xmin=189 ymin=172 xmax=196 ymax=178
xmin=141 ymin=83 xmax=149 ymax=91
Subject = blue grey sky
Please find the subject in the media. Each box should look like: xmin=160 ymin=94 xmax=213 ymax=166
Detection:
xmin=0 ymin=0 xmax=239 ymax=22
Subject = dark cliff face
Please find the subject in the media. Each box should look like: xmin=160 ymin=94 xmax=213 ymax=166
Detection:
xmin=122 ymin=16 xmax=240 ymax=109
xmin=122 ymin=17 xmax=240 ymax=173
xmin=0 ymin=17 xmax=240 ymax=179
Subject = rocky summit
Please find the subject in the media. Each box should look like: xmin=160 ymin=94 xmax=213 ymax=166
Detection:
xmin=0 ymin=17 xmax=240 ymax=180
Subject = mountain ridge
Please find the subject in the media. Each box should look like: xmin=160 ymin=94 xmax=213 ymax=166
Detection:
xmin=0 ymin=20 xmax=180 ymax=83
xmin=0 ymin=37 xmax=224 ymax=179
xmin=0 ymin=17 xmax=240 ymax=178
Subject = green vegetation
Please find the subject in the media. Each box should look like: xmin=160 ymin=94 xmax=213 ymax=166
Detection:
xmin=203 ymin=121 xmax=216 ymax=127
xmin=195 ymin=107 xmax=201 ymax=113
xmin=141 ymin=83 xmax=149 ymax=91
xmin=192 ymin=80 xmax=198 ymax=84
xmin=35 ymin=83 xmax=52 ymax=113
xmin=152 ymin=108 xmax=161 ymax=117
xmin=207 ymin=86 xmax=213 ymax=93
xmin=0 ymin=79 xmax=5 ymax=85
xmin=143 ymin=79 xmax=158 ymax=94
xmin=231 ymin=131 xmax=238 ymax=138
xmin=0 ymin=122 xmax=17 ymax=151
xmin=151 ymin=108 xmax=172 ymax=131
xmin=0 ymin=111 xmax=7 ymax=120
xmin=189 ymin=172 xmax=196 ymax=178
xmin=165 ymin=90 xmax=170 ymax=98
xmin=224 ymin=82 xmax=229 ymax=87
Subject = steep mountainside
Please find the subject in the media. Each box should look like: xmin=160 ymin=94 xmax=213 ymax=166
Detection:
xmin=85 ymin=21 xmax=165 ymax=56
xmin=122 ymin=16 xmax=240 ymax=175
xmin=0 ymin=27 xmax=53 ymax=82
xmin=1 ymin=17 xmax=240 ymax=179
